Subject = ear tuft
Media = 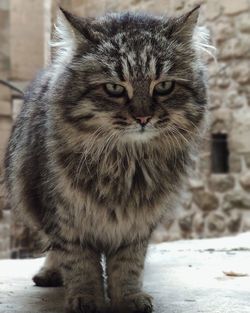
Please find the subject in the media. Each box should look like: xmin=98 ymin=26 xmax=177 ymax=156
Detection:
xmin=50 ymin=8 xmax=79 ymax=65
xmin=59 ymin=7 xmax=89 ymax=39
xmin=51 ymin=7 xmax=97 ymax=67
xmin=175 ymin=4 xmax=201 ymax=37
xmin=179 ymin=5 xmax=216 ymax=59
xmin=59 ymin=7 xmax=102 ymax=43
xmin=183 ymin=4 xmax=200 ymax=25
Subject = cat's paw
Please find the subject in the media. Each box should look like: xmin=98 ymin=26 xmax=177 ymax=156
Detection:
xmin=33 ymin=267 xmax=63 ymax=287
xmin=114 ymin=292 xmax=153 ymax=313
xmin=65 ymin=295 xmax=104 ymax=313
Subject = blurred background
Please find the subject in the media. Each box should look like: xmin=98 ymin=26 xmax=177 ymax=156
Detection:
xmin=0 ymin=0 xmax=250 ymax=259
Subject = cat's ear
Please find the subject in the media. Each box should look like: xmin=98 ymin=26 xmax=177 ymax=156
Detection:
xmin=173 ymin=5 xmax=215 ymax=58
xmin=51 ymin=8 xmax=103 ymax=66
xmin=176 ymin=5 xmax=200 ymax=36
xmin=58 ymin=8 xmax=103 ymax=44
xmin=165 ymin=5 xmax=200 ymax=39
xmin=52 ymin=8 xmax=102 ymax=52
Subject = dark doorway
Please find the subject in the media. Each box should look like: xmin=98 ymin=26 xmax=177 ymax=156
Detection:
xmin=211 ymin=134 xmax=229 ymax=173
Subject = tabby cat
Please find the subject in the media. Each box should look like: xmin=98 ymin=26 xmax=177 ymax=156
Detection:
xmin=5 ymin=5 xmax=209 ymax=313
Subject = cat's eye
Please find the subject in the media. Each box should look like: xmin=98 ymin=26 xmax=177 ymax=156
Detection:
xmin=154 ymin=81 xmax=175 ymax=96
xmin=104 ymin=83 xmax=125 ymax=97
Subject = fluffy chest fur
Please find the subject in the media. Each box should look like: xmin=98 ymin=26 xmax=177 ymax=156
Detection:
xmin=54 ymin=136 xmax=189 ymax=208
xmin=52 ymin=141 xmax=189 ymax=249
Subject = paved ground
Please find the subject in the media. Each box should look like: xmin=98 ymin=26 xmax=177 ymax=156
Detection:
xmin=1 ymin=233 xmax=250 ymax=313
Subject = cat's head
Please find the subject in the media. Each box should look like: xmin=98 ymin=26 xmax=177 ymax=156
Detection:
xmin=51 ymin=6 xmax=210 ymax=147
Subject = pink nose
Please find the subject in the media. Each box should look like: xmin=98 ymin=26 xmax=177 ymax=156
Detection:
xmin=135 ymin=116 xmax=152 ymax=126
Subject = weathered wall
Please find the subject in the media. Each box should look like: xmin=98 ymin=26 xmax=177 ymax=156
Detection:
xmin=0 ymin=0 xmax=11 ymax=258
xmin=169 ymin=0 xmax=250 ymax=242
xmin=0 ymin=0 xmax=250 ymax=258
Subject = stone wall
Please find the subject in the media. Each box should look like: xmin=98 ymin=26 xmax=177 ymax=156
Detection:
xmin=0 ymin=0 xmax=250 ymax=257
xmin=150 ymin=0 xmax=250 ymax=241
xmin=0 ymin=0 xmax=11 ymax=258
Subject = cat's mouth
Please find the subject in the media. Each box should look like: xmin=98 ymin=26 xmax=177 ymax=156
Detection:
xmin=125 ymin=125 xmax=154 ymax=133
xmin=139 ymin=126 xmax=146 ymax=133
xmin=121 ymin=125 xmax=158 ymax=141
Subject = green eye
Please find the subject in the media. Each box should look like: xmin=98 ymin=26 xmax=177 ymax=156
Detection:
xmin=104 ymin=83 xmax=125 ymax=97
xmin=154 ymin=81 xmax=175 ymax=96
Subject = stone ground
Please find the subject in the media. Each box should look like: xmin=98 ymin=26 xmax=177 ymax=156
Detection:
xmin=0 ymin=233 xmax=250 ymax=313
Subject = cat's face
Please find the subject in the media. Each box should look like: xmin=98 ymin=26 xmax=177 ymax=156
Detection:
xmin=54 ymin=8 xmax=208 ymax=145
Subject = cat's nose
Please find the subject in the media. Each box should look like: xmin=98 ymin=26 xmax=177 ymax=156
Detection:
xmin=135 ymin=116 xmax=152 ymax=126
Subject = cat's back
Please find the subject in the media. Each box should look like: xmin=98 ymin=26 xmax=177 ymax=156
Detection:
xmin=4 ymin=69 xmax=52 ymax=225
xmin=5 ymin=69 xmax=50 ymax=171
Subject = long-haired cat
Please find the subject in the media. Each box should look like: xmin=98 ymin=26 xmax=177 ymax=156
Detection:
xmin=5 ymin=5 xmax=209 ymax=313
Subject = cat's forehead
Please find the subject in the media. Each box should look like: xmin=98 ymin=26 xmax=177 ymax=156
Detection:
xmin=92 ymin=15 xmax=184 ymax=80
xmin=96 ymin=34 xmax=173 ymax=81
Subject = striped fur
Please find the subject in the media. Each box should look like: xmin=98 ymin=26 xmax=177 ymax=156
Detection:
xmin=4 ymin=6 xmax=208 ymax=313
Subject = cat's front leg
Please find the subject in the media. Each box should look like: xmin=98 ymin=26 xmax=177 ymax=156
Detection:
xmin=107 ymin=240 xmax=153 ymax=313
xmin=61 ymin=245 xmax=105 ymax=313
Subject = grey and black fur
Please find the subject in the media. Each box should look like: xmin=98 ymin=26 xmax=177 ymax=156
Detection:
xmin=5 ymin=5 xmax=210 ymax=313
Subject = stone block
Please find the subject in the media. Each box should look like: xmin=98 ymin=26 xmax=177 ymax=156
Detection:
xmin=208 ymin=92 xmax=223 ymax=110
xmin=198 ymin=154 xmax=211 ymax=174
xmin=214 ymin=21 xmax=234 ymax=42
xmin=0 ymin=101 xmax=11 ymax=117
xmin=232 ymin=62 xmax=250 ymax=84
xmin=216 ymin=77 xmax=231 ymax=89
xmin=193 ymin=212 xmax=205 ymax=234
xmin=179 ymin=214 xmax=194 ymax=233
xmin=211 ymin=108 xmax=232 ymax=133
xmin=240 ymin=172 xmax=250 ymax=191
xmin=0 ymin=84 xmax=11 ymax=102
xmin=244 ymin=153 xmax=250 ymax=168
xmin=172 ymin=0 xmax=185 ymax=11
xmin=207 ymin=212 xmax=226 ymax=233
xmin=60 ymin=0 xmax=105 ymax=16
xmin=0 ymin=11 xmax=9 ymax=66
xmin=229 ymin=154 xmax=242 ymax=173
xmin=0 ymin=251 xmax=10 ymax=259
xmin=229 ymin=109 xmax=250 ymax=153
xmin=242 ymin=215 xmax=250 ymax=231
xmin=0 ymin=116 xmax=12 ymax=131
xmin=219 ymin=36 xmax=250 ymax=59
xmin=227 ymin=211 xmax=242 ymax=233
xmin=224 ymin=191 xmax=250 ymax=210
xmin=0 ymin=0 xmax=9 ymax=10
xmin=221 ymin=0 xmax=249 ymax=15
xmin=226 ymin=92 xmax=248 ymax=109
xmin=208 ymin=174 xmax=235 ymax=192
xmin=193 ymin=190 xmax=219 ymax=212
xmin=236 ymin=13 xmax=250 ymax=32
xmin=10 ymin=0 xmax=49 ymax=80
xmin=206 ymin=1 xmax=221 ymax=20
